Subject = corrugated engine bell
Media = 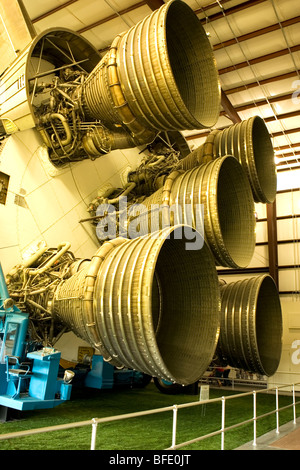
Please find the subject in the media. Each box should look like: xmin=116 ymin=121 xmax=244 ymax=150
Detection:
xmin=217 ymin=275 xmax=283 ymax=376
xmin=53 ymin=226 xmax=221 ymax=385
xmin=179 ymin=116 xmax=277 ymax=204
xmin=138 ymin=155 xmax=256 ymax=269
xmin=213 ymin=116 xmax=277 ymax=204
xmin=80 ymin=0 xmax=221 ymax=145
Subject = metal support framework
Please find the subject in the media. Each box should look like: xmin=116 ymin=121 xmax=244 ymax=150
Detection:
xmin=213 ymin=15 xmax=300 ymax=51
xmin=267 ymin=201 xmax=279 ymax=288
xmin=144 ymin=0 xmax=164 ymax=10
xmin=219 ymin=44 xmax=300 ymax=75
xmin=221 ymin=89 xmax=242 ymax=123
xmin=186 ymin=123 xmax=300 ymax=143
xmin=196 ymin=0 xmax=268 ymax=22
xmin=225 ymin=70 xmax=300 ymax=95
xmin=220 ymin=92 xmax=292 ymax=116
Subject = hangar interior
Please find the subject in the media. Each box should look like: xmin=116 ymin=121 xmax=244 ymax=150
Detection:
xmin=0 ymin=0 xmax=300 ymax=432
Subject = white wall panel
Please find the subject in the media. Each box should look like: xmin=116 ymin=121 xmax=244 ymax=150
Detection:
xmin=277 ymin=217 xmax=300 ymax=240
xmin=0 ymin=128 xmax=143 ymax=274
xmin=271 ymin=298 xmax=300 ymax=389
xmin=255 ymin=202 xmax=267 ymax=220
xmin=279 ymin=269 xmax=300 ymax=292
xmin=276 ymin=191 xmax=300 ymax=217
xmin=278 ymin=242 xmax=300 ymax=266
xmin=277 ymin=169 xmax=300 ymax=191
xmin=248 ymin=245 xmax=269 ymax=268
xmin=255 ymin=220 xmax=267 ymax=243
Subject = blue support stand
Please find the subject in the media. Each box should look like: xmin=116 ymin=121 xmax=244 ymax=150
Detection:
xmin=27 ymin=348 xmax=62 ymax=400
xmin=84 ymin=355 xmax=114 ymax=389
xmin=0 ymin=264 xmax=73 ymax=415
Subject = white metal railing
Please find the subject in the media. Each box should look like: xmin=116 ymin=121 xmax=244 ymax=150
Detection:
xmin=199 ymin=367 xmax=267 ymax=389
xmin=0 ymin=382 xmax=299 ymax=450
xmin=166 ymin=383 xmax=300 ymax=450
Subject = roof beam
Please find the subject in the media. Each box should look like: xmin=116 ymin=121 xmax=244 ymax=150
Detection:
xmin=221 ymin=89 xmax=241 ymax=123
xmin=219 ymin=92 xmax=292 ymax=116
xmin=194 ymin=0 xmax=233 ymax=16
xmin=213 ymin=15 xmax=300 ymax=51
xmin=197 ymin=0 xmax=268 ymax=22
xmin=32 ymin=0 xmax=80 ymax=23
xmin=219 ymin=44 xmax=300 ymax=74
xmin=265 ymin=110 xmax=299 ymax=123
xmin=30 ymin=0 xmax=235 ymax=31
xmin=274 ymin=143 xmax=300 ymax=151
xmin=277 ymin=165 xmax=300 ymax=172
xmin=224 ymin=71 xmax=300 ymax=95
xmin=276 ymin=152 xmax=300 ymax=161
xmin=144 ymin=0 xmax=164 ymax=10
xmin=186 ymin=123 xmax=300 ymax=142
xmin=267 ymin=201 xmax=279 ymax=288
xmin=273 ymin=127 xmax=300 ymax=138
xmin=77 ymin=1 xmax=147 ymax=34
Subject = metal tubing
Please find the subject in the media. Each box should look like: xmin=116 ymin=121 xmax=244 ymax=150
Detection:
xmin=40 ymin=113 xmax=72 ymax=147
xmin=253 ymin=391 xmax=257 ymax=447
xmin=218 ymin=275 xmax=283 ymax=376
xmin=172 ymin=405 xmax=178 ymax=449
xmin=179 ymin=130 xmax=219 ymax=171
xmin=90 ymin=419 xmax=98 ymax=451
xmin=53 ymin=225 xmax=221 ymax=385
xmin=221 ymin=396 xmax=225 ymax=450
xmin=276 ymin=387 xmax=280 ymax=433
xmin=293 ymin=384 xmax=296 ymax=424
xmin=27 ymin=242 xmax=71 ymax=275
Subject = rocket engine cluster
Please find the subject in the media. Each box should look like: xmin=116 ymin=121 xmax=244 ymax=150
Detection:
xmin=3 ymin=0 xmax=282 ymax=385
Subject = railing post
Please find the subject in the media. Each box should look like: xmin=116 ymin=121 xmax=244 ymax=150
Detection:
xmin=293 ymin=384 xmax=296 ymax=424
xmin=172 ymin=405 xmax=178 ymax=448
xmin=221 ymin=396 xmax=225 ymax=450
xmin=253 ymin=391 xmax=257 ymax=447
xmin=276 ymin=387 xmax=280 ymax=434
xmin=91 ymin=418 xmax=98 ymax=450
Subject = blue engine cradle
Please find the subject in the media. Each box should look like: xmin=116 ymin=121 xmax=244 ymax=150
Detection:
xmin=0 ymin=348 xmax=72 ymax=412
xmin=0 ymin=263 xmax=72 ymax=414
xmin=83 ymin=355 xmax=146 ymax=390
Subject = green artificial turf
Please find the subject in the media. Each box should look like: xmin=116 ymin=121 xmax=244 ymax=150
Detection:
xmin=0 ymin=382 xmax=299 ymax=450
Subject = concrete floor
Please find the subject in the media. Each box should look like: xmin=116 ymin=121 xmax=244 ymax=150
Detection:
xmin=236 ymin=417 xmax=300 ymax=450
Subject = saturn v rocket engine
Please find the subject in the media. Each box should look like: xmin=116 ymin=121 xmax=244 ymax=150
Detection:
xmin=0 ymin=0 xmax=220 ymax=166
xmin=217 ymin=275 xmax=282 ymax=377
xmin=6 ymin=226 xmax=221 ymax=386
xmin=0 ymin=0 xmax=223 ymax=387
xmin=1 ymin=0 xmax=282 ymax=386
xmin=178 ymin=115 xmax=277 ymax=204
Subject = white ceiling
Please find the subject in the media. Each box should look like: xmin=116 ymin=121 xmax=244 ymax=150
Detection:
xmin=2 ymin=0 xmax=300 ymax=171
